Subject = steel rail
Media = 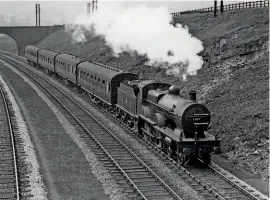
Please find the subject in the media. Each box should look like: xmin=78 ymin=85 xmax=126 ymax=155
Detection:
xmin=208 ymin=162 xmax=268 ymax=200
xmin=0 ymin=82 xmax=20 ymax=200
xmin=0 ymin=54 xmax=182 ymax=200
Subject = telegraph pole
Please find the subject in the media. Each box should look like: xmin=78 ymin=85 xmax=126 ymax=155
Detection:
xmin=87 ymin=2 xmax=91 ymax=16
xmin=92 ymin=0 xmax=95 ymax=13
xmin=38 ymin=3 xmax=41 ymax=26
xmin=35 ymin=3 xmax=41 ymax=26
xmin=35 ymin=3 xmax=38 ymax=26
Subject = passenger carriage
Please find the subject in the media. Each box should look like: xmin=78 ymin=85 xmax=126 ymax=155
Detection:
xmin=38 ymin=49 xmax=59 ymax=72
xmin=54 ymin=54 xmax=83 ymax=84
xmin=25 ymin=45 xmax=41 ymax=65
xmin=77 ymin=61 xmax=137 ymax=107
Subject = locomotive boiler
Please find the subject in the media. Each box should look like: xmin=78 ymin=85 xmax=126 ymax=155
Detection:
xmin=149 ymin=86 xmax=210 ymax=138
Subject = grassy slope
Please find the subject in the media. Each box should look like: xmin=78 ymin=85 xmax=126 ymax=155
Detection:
xmin=37 ymin=8 xmax=269 ymax=180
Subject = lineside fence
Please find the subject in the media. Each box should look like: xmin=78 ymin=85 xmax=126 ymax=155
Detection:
xmin=171 ymin=0 xmax=269 ymax=16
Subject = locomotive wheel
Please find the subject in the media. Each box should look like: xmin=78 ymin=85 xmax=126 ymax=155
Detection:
xmin=177 ymin=153 xmax=186 ymax=165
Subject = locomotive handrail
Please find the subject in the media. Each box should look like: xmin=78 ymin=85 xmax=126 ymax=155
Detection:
xmin=193 ymin=113 xmax=210 ymax=116
xmin=144 ymin=99 xmax=178 ymax=116
xmin=193 ymin=122 xmax=209 ymax=125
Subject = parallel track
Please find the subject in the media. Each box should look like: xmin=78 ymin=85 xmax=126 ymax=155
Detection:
xmin=0 ymin=53 xmax=182 ymax=199
xmin=0 ymin=79 xmax=20 ymax=200
xmin=0 ymin=51 xmax=268 ymax=200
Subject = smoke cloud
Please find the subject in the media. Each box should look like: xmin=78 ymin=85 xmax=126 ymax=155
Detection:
xmin=65 ymin=1 xmax=204 ymax=80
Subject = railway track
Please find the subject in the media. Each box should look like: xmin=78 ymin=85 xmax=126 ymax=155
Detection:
xmin=0 ymin=53 xmax=183 ymax=199
xmin=0 ymin=79 xmax=20 ymax=199
xmin=0 ymin=52 xmax=269 ymax=200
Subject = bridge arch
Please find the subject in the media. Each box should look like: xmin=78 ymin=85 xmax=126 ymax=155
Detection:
xmin=0 ymin=34 xmax=18 ymax=54
xmin=0 ymin=25 xmax=64 ymax=56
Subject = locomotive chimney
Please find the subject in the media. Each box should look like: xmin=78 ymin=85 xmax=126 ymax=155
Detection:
xmin=188 ymin=90 xmax=197 ymax=101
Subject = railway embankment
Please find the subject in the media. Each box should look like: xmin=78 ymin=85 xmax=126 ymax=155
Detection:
xmin=36 ymin=6 xmax=268 ymax=189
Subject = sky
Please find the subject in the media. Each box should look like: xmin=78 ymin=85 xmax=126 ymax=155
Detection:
xmin=0 ymin=1 xmax=244 ymax=26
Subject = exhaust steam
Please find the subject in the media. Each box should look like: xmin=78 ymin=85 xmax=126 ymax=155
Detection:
xmin=65 ymin=1 xmax=204 ymax=81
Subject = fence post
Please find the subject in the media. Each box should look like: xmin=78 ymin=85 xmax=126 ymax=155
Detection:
xmin=220 ymin=0 xmax=224 ymax=13
xmin=214 ymin=0 xmax=217 ymax=17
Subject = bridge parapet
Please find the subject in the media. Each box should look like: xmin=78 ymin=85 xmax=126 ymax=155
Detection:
xmin=0 ymin=25 xmax=64 ymax=55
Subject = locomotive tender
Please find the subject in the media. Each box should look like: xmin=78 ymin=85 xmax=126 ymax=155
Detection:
xmin=25 ymin=45 xmax=220 ymax=165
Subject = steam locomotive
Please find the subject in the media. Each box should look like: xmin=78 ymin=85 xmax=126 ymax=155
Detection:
xmin=25 ymin=45 xmax=220 ymax=165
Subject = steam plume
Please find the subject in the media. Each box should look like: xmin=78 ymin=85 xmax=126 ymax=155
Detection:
xmin=65 ymin=2 xmax=204 ymax=80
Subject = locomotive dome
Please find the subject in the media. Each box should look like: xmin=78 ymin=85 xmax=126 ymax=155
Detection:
xmin=168 ymin=85 xmax=180 ymax=95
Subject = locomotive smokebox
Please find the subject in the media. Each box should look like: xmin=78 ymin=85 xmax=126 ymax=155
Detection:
xmin=188 ymin=90 xmax=197 ymax=101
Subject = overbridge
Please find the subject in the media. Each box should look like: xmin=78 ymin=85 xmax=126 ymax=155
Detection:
xmin=0 ymin=25 xmax=64 ymax=56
